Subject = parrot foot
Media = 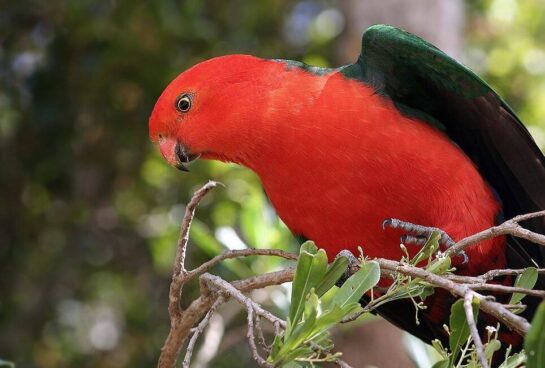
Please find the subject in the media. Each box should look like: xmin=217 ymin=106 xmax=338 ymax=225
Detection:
xmin=382 ymin=218 xmax=468 ymax=264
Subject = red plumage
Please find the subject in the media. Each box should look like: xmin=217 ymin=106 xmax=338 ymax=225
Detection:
xmin=150 ymin=55 xmax=505 ymax=271
xmin=149 ymin=54 xmax=533 ymax=352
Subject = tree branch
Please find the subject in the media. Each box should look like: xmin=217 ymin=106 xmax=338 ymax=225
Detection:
xmin=446 ymin=210 xmax=545 ymax=257
xmin=169 ymin=180 xmax=221 ymax=319
xmin=184 ymin=249 xmax=297 ymax=284
xmin=445 ymin=268 xmax=545 ymax=284
xmin=182 ymin=297 xmax=224 ymax=368
xmin=464 ymin=291 xmax=488 ymax=368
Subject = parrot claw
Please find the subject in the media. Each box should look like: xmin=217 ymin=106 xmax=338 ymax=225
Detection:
xmin=459 ymin=251 xmax=469 ymax=264
xmin=382 ymin=218 xmax=469 ymax=263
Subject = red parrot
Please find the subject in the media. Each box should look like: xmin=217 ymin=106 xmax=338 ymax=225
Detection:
xmin=149 ymin=25 xmax=545 ymax=354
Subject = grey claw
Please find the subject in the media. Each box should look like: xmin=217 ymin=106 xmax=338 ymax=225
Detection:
xmin=459 ymin=251 xmax=469 ymax=264
xmin=382 ymin=218 xmax=394 ymax=230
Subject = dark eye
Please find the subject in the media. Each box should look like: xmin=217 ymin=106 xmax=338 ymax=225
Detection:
xmin=176 ymin=94 xmax=192 ymax=112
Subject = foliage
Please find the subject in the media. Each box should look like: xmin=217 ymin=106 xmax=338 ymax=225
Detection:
xmin=267 ymin=242 xmax=379 ymax=366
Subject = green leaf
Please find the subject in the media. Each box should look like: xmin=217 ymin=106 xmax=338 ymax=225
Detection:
xmin=431 ymin=339 xmax=449 ymax=360
xmin=300 ymin=240 xmax=318 ymax=255
xmin=484 ymin=339 xmax=501 ymax=360
xmin=332 ymin=261 xmax=380 ymax=308
xmin=498 ymin=351 xmax=526 ymax=368
xmin=276 ymin=347 xmax=314 ymax=367
xmin=426 ymin=256 xmax=451 ymax=275
xmin=510 ymin=267 xmax=538 ymax=305
xmin=431 ymin=359 xmax=450 ymax=368
xmin=274 ymin=294 xmax=319 ymax=364
xmin=411 ymin=231 xmax=441 ymax=265
xmin=288 ymin=242 xmax=327 ymax=330
xmin=418 ymin=285 xmax=436 ymax=300
xmin=315 ymin=256 xmax=348 ymax=297
xmin=449 ymin=298 xmax=479 ymax=362
xmin=524 ymin=301 xmax=545 ymax=368
xmin=309 ymin=303 xmax=360 ymax=341
xmin=269 ymin=334 xmax=284 ymax=360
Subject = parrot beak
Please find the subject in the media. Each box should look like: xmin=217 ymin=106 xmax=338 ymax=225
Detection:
xmin=158 ymin=137 xmax=200 ymax=172
xmin=173 ymin=142 xmax=200 ymax=172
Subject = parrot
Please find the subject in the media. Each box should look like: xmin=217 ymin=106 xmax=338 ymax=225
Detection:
xmin=149 ymin=25 xmax=545 ymax=356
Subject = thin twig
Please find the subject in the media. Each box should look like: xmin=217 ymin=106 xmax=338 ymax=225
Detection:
xmin=446 ymin=210 xmax=545 ymax=256
xmin=201 ymin=273 xmax=287 ymax=329
xmin=175 ymin=181 xmax=221 ymax=277
xmin=247 ymin=305 xmax=274 ymax=368
xmin=254 ymin=315 xmax=270 ymax=351
xmin=169 ymin=181 xmax=221 ymax=319
xmin=182 ymin=297 xmax=224 ymax=368
xmin=466 ymin=283 xmax=545 ymax=297
xmin=464 ymin=291 xmax=489 ymax=368
xmin=160 ymin=181 xmax=221 ymax=368
xmin=446 ymin=268 xmax=545 ymax=285
xmin=183 ymin=249 xmax=297 ymax=284
xmin=231 ymin=267 xmax=294 ymax=293
xmin=478 ymin=268 xmax=545 ymax=282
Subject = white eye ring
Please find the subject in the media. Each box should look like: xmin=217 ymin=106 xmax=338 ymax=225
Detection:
xmin=176 ymin=94 xmax=192 ymax=112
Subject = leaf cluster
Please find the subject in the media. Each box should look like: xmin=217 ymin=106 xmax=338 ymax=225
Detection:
xmin=267 ymin=241 xmax=380 ymax=366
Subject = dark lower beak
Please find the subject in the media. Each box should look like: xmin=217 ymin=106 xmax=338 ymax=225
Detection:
xmin=174 ymin=142 xmax=200 ymax=172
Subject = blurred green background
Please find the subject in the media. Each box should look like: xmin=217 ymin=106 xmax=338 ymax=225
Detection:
xmin=1 ymin=1 xmax=544 ymax=367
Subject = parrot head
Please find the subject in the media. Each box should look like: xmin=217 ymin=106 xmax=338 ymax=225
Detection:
xmin=149 ymin=54 xmax=281 ymax=171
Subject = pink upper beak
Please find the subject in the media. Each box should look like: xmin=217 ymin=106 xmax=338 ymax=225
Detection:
xmin=159 ymin=137 xmax=178 ymax=166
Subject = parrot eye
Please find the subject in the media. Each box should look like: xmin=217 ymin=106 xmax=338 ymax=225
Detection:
xmin=176 ymin=94 xmax=192 ymax=113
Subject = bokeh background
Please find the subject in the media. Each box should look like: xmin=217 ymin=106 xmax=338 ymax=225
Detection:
xmin=1 ymin=1 xmax=544 ymax=367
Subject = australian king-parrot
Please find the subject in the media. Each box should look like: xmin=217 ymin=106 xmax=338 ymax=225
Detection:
xmin=149 ymin=25 xmax=545 ymax=354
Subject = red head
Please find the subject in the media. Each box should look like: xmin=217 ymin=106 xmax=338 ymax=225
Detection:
xmin=149 ymin=54 xmax=288 ymax=171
